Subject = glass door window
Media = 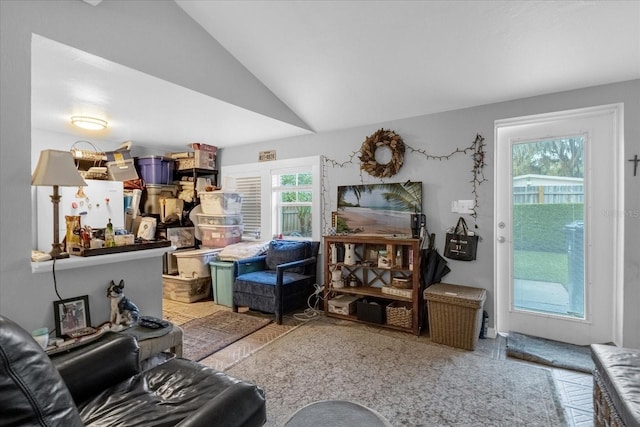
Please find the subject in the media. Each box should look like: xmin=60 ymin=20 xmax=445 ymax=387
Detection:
xmin=511 ymin=137 xmax=585 ymax=318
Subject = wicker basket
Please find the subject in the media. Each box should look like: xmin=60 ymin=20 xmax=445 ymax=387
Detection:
xmin=386 ymin=301 xmax=412 ymax=328
xmin=424 ymin=283 xmax=486 ymax=350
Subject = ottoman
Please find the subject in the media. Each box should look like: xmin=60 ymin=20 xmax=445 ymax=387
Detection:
xmin=591 ymin=343 xmax=640 ymax=426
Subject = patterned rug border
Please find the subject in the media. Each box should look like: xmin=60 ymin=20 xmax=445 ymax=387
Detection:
xmin=221 ymin=319 xmax=305 ymax=372
xmin=181 ymin=311 xmax=271 ymax=361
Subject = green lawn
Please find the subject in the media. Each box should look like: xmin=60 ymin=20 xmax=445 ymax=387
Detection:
xmin=514 ymin=250 xmax=568 ymax=287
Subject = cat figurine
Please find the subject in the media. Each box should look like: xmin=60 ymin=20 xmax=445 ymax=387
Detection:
xmin=107 ymin=280 xmax=140 ymax=327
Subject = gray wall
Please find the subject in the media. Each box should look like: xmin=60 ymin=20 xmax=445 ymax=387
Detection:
xmin=221 ymin=81 xmax=640 ymax=347
xmin=1 ymin=0 xmax=638 ymax=346
xmin=1 ymin=0 xmax=292 ymax=333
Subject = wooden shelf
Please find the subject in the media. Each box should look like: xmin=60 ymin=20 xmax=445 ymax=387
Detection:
xmin=323 ymin=235 xmax=422 ymax=335
xmin=328 ymin=286 xmax=412 ymax=303
xmin=323 ymin=311 xmax=412 ymax=333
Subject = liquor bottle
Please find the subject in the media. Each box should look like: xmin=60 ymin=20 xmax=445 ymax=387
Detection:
xmin=396 ymin=248 xmax=403 ymax=268
xmin=105 ymin=218 xmax=116 ymax=248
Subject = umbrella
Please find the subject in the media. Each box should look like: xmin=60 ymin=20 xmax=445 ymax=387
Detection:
xmin=420 ymin=233 xmax=450 ymax=288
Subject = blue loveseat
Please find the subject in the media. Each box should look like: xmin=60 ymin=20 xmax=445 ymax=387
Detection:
xmin=233 ymin=240 xmax=320 ymax=324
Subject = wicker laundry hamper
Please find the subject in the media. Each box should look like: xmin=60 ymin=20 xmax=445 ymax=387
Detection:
xmin=424 ymin=283 xmax=486 ymax=350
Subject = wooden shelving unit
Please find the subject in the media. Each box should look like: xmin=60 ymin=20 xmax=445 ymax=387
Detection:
xmin=323 ymin=235 xmax=422 ymax=335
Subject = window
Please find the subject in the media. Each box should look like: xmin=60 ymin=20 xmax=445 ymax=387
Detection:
xmin=235 ymin=176 xmax=262 ymax=238
xmin=272 ymin=171 xmax=313 ymax=238
xmin=221 ymin=156 xmax=321 ymax=241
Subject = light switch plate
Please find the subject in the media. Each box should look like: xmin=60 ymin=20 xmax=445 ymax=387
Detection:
xmin=458 ymin=200 xmax=475 ymax=213
xmin=452 ymin=200 xmax=475 ymax=213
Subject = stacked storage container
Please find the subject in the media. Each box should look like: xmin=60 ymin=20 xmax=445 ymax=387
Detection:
xmin=197 ymin=191 xmax=243 ymax=248
xmin=162 ymin=248 xmax=219 ymax=303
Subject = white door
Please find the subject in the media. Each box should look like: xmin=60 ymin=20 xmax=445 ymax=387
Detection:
xmin=495 ymin=104 xmax=623 ymax=345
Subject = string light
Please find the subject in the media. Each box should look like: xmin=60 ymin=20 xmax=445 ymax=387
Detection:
xmin=321 ymin=133 xmax=487 ymax=231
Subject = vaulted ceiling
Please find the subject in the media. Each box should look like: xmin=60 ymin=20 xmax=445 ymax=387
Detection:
xmin=31 ymin=1 xmax=640 ymax=148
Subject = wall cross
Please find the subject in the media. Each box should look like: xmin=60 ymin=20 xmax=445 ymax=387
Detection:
xmin=630 ymin=154 xmax=639 ymax=177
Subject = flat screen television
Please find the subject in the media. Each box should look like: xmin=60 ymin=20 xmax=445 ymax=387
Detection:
xmin=336 ymin=181 xmax=422 ymax=236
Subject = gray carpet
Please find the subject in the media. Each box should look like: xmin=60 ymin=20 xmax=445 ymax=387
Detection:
xmin=506 ymin=331 xmax=595 ymax=373
xmin=227 ymin=319 xmax=567 ymax=426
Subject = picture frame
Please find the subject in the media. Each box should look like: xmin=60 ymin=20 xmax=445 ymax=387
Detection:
xmin=53 ymin=295 xmax=91 ymax=337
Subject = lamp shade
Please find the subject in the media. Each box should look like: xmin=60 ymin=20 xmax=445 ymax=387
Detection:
xmin=31 ymin=149 xmax=87 ymax=187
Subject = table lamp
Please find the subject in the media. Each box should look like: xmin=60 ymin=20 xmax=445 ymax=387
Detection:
xmin=32 ymin=150 xmax=87 ymax=259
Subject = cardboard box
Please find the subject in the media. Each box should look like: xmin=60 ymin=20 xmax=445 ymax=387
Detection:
xmin=189 ymin=143 xmax=217 ymax=170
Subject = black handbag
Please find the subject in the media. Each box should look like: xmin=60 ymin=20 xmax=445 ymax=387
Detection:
xmin=444 ymin=217 xmax=478 ymax=261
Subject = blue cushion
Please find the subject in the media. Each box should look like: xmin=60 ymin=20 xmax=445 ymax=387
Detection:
xmin=236 ymin=271 xmax=311 ymax=287
xmin=265 ymin=241 xmax=307 ymax=272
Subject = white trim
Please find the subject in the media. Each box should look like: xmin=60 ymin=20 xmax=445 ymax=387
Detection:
xmin=31 ymin=246 xmax=174 ymax=273
xmin=222 ymin=156 xmax=322 ymax=241
xmin=494 ymin=103 xmax=624 ymax=345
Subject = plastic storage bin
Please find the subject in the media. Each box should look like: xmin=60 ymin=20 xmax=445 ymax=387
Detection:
xmin=107 ymin=159 xmax=139 ymax=181
xmin=157 ymin=226 xmax=195 ymax=249
xmin=357 ymin=299 xmax=386 ymax=324
xmin=200 ymin=191 xmax=242 ymax=215
xmin=424 ymin=283 xmax=486 ymax=350
xmin=196 ymin=213 xmax=243 ymax=226
xmin=328 ymin=295 xmax=359 ymax=315
xmin=162 ymin=274 xmax=211 ymax=303
xmin=198 ymin=224 xmax=243 ymax=248
xmin=209 ymin=261 xmax=234 ymax=307
xmin=135 ymin=156 xmax=174 ymax=185
xmin=173 ymin=248 xmax=220 ymax=278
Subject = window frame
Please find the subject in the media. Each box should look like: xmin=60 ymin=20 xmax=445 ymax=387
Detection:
xmin=221 ymin=156 xmax=321 ymax=241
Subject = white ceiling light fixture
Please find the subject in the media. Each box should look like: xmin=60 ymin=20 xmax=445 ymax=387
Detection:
xmin=70 ymin=116 xmax=108 ymax=131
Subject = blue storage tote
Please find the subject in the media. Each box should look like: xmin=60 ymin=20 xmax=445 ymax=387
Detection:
xmin=135 ymin=156 xmax=174 ymax=185
xmin=209 ymin=261 xmax=234 ymax=307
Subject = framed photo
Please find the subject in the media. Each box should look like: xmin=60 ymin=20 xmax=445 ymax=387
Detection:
xmin=53 ymin=295 xmax=91 ymax=337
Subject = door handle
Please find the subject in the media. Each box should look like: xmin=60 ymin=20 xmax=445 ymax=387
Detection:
xmin=497 ymin=236 xmax=506 ymax=243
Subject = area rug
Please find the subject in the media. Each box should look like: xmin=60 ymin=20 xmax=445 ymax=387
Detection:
xmin=506 ymin=331 xmax=594 ymax=373
xmin=227 ymin=320 xmax=566 ymax=426
xmin=181 ymin=311 xmax=271 ymax=361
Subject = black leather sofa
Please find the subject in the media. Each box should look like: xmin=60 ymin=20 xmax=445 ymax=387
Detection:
xmin=0 ymin=315 xmax=266 ymax=426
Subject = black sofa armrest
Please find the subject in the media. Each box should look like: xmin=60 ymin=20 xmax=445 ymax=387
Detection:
xmin=176 ymin=381 xmax=267 ymax=427
xmin=50 ymin=332 xmax=140 ymax=404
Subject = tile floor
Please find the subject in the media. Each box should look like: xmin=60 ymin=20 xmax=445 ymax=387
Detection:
xmin=164 ymin=299 xmax=594 ymax=427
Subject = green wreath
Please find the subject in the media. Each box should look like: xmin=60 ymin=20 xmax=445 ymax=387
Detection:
xmin=359 ymin=129 xmax=405 ymax=178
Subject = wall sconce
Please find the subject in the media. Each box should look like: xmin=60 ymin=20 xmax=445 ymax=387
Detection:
xmin=32 ymin=150 xmax=87 ymax=259
xmin=70 ymin=116 xmax=107 ymax=131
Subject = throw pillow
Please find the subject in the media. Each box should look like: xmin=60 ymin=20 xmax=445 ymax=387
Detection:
xmin=265 ymin=240 xmax=308 ymax=273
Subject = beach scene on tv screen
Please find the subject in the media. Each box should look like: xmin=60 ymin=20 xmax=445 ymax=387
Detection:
xmin=336 ymin=182 xmax=422 ymax=236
